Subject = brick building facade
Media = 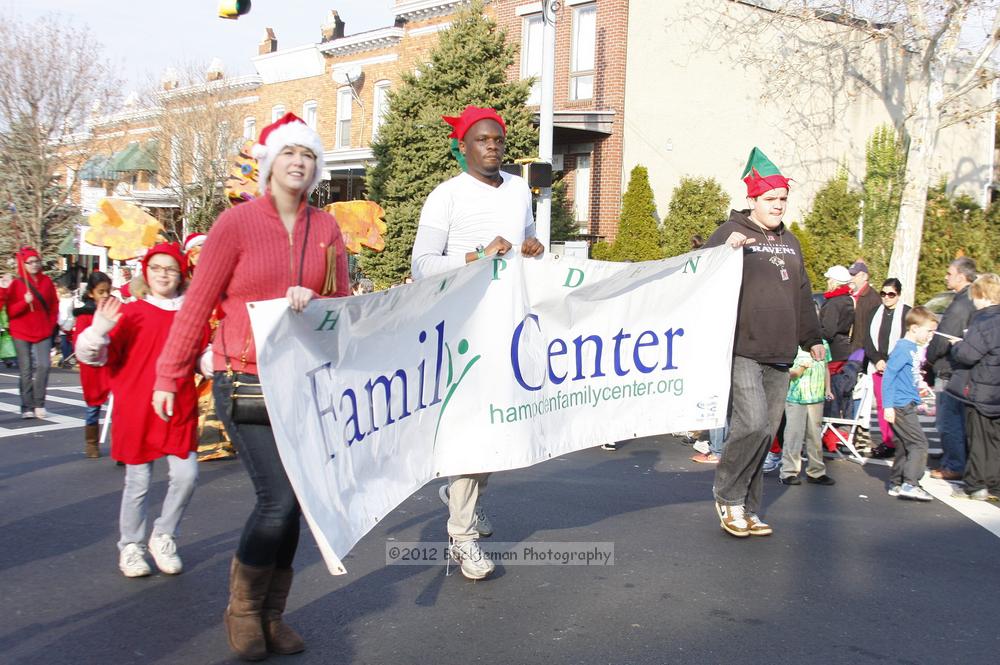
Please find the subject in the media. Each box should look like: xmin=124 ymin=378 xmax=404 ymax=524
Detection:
xmin=62 ymin=0 xmax=626 ymax=257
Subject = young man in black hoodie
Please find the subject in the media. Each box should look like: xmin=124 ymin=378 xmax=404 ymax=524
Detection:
xmin=706 ymin=148 xmax=824 ymax=538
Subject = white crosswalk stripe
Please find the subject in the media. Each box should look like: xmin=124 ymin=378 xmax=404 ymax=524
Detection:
xmin=0 ymin=379 xmax=89 ymax=438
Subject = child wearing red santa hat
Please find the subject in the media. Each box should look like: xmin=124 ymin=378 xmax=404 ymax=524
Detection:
xmin=76 ymin=242 xmax=211 ymax=578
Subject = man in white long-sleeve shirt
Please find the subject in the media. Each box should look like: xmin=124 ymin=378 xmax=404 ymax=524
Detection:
xmin=411 ymin=105 xmax=543 ymax=580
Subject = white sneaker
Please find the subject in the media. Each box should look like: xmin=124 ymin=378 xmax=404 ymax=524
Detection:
xmin=34 ymin=407 xmax=47 ymax=419
xmin=21 ymin=411 xmax=34 ymax=420
xmin=148 ymin=533 xmax=183 ymax=574
xmin=448 ymin=539 xmax=495 ymax=580
xmin=745 ymin=512 xmax=773 ymax=536
xmin=693 ymin=440 xmax=711 ymax=455
xmin=898 ymin=483 xmax=933 ymax=502
xmin=887 ymin=484 xmax=902 ymax=497
xmin=119 ymin=543 xmax=152 ymax=578
xmin=439 ymin=485 xmax=493 ymax=537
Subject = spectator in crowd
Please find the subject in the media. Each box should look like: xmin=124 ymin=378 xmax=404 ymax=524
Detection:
xmin=926 ymin=257 xmax=978 ymax=480
xmin=819 ymin=264 xmax=856 ymax=379
xmin=947 ymin=274 xmax=1000 ymax=500
xmin=849 ymin=260 xmax=880 ymax=353
xmin=883 ymin=307 xmax=939 ymax=501
xmin=779 ymin=340 xmax=835 ymax=486
xmin=864 ymin=278 xmax=911 ymax=459
xmin=705 ymin=147 xmax=823 ymax=538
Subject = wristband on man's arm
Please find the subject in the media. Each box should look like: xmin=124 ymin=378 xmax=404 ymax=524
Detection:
xmin=475 ymin=245 xmax=486 ymax=260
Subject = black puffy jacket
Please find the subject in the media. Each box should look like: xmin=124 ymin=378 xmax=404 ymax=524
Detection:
xmin=819 ymin=287 xmax=855 ymax=362
xmin=947 ymin=304 xmax=1000 ymax=418
xmin=926 ymin=285 xmax=976 ymax=382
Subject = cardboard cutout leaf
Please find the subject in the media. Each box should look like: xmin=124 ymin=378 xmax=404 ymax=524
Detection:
xmin=324 ymin=200 xmax=387 ymax=254
xmin=225 ymin=140 xmax=259 ymax=206
xmin=85 ymin=199 xmax=165 ymax=260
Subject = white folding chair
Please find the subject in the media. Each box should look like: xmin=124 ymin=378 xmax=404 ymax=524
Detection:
xmin=821 ymin=373 xmax=873 ymax=465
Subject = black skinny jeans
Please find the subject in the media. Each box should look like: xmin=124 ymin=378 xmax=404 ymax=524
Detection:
xmin=213 ymin=371 xmax=300 ymax=569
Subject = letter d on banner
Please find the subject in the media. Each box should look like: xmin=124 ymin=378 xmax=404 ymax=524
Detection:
xmin=564 ymin=268 xmax=584 ymax=288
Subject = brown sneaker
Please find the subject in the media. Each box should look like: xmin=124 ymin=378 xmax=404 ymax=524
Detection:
xmin=745 ymin=512 xmax=773 ymax=536
xmin=691 ymin=452 xmax=720 ymax=464
xmin=715 ymin=502 xmax=750 ymax=537
xmin=930 ymin=468 xmax=962 ymax=481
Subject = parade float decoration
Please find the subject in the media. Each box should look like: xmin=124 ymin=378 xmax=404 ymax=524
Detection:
xmin=84 ymin=199 xmax=164 ymax=260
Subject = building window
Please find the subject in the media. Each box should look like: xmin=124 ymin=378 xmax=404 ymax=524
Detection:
xmin=243 ymin=116 xmax=256 ymax=140
xmin=336 ymin=88 xmax=352 ymax=149
xmin=521 ymin=14 xmax=544 ymax=105
xmin=271 ymin=104 xmax=286 ymax=122
xmin=574 ymin=154 xmax=591 ymax=224
xmin=570 ymin=4 xmax=596 ymax=100
xmin=372 ymin=81 xmax=391 ymax=141
xmin=170 ymin=136 xmax=182 ymax=184
xmin=302 ymin=101 xmax=318 ymax=130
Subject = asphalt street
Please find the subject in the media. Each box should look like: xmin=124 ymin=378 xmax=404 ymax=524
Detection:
xmin=1 ymin=368 xmax=998 ymax=665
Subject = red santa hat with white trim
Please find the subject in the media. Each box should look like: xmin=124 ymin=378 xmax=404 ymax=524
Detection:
xmin=251 ymin=112 xmax=326 ymax=194
xmin=183 ymin=233 xmax=206 ymax=253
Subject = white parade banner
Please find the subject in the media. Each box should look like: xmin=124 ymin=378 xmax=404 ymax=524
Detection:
xmin=249 ymin=246 xmax=743 ymax=574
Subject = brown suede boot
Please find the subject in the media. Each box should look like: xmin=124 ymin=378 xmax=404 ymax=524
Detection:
xmin=263 ymin=567 xmax=305 ymax=654
xmin=84 ymin=425 xmax=100 ymax=458
xmin=223 ymin=556 xmax=272 ymax=661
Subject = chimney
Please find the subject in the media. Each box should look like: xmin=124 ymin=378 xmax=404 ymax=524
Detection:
xmin=259 ymin=28 xmax=278 ymax=55
xmin=161 ymin=68 xmax=179 ymax=91
xmin=321 ymin=11 xmax=346 ymax=42
xmin=206 ymin=58 xmax=225 ymax=82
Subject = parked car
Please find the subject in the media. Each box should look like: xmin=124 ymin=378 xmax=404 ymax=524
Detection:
xmin=923 ymin=291 xmax=955 ymax=315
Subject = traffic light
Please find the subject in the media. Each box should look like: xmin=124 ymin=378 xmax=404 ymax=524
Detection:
xmin=218 ymin=0 xmax=251 ymax=19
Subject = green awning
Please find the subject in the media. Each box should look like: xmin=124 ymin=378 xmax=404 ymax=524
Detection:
xmin=57 ymin=229 xmax=78 ymax=256
xmin=79 ymin=154 xmax=112 ymax=181
xmin=108 ymin=140 xmax=158 ymax=173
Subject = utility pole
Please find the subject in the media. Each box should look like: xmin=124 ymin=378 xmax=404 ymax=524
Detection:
xmin=536 ymin=0 xmax=559 ymax=251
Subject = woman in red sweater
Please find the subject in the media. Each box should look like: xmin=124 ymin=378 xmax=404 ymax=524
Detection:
xmin=4 ymin=247 xmax=58 ymax=419
xmin=154 ymin=113 xmax=349 ymax=661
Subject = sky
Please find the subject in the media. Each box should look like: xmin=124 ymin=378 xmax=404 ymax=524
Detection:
xmin=2 ymin=0 xmax=396 ymax=93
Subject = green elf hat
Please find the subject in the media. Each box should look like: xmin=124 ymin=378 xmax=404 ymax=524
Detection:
xmin=742 ymin=147 xmax=791 ymax=197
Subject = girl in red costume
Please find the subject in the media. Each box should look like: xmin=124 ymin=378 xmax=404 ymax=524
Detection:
xmin=72 ymin=271 xmax=113 ymax=458
xmin=77 ymin=243 xmax=211 ymax=578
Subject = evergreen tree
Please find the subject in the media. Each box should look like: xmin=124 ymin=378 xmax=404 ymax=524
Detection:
xmin=591 ymin=165 xmax=661 ymax=262
xmin=362 ymin=1 xmax=535 ymax=287
xmin=549 ymin=173 xmax=579 ymax=242
xmin=791 ymin=222 xmax=822 ymax=290
xmin=660 ymin=176 xmax=730 ymax=258
xmin=917 ymin=182 xmax=994 ymax=303
xmin=801 ymin=167 xmax=862 ymax=280
xmin=861 ymin=125 xmax=905 ymax=284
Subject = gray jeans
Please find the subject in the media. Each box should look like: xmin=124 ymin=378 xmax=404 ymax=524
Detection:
xmin=13 ymin=337 xmax=51 ymax=411
xmin=713 ymin=356 xmax=790 ymax=513
xmin=780 ymin=401 xmax=826 ymax=479
xmin=889 ymin=404 xmax=929 ymax=486
xmin=118 ymin=452 xmax=199 ymax=550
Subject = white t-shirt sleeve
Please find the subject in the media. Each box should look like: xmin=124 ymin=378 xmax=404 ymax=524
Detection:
xmin=411 ymin=225 xmax=465 ymax=280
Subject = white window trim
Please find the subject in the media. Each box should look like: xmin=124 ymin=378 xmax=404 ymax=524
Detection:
xmin=574 ymin=154 xmax=591 ymax=223
xmin=569 ymin=3 xmax=596 ymax=101
xmin=336 ymin=88 xmax=353 ymax=150
xmin=271 ymin=104 xmax=286 ymax=122
xmin=372 ymin=80 xmax=391 ymax=141
xmin=243 ymin=116 xmax=256 ymax=140
xmin=521 ymin=13 xmax=544 ymax=105
xmin=302 ymin=100 xmax=318 ymax=130
xmin=515 ymin=2 xmax=543 ymax=15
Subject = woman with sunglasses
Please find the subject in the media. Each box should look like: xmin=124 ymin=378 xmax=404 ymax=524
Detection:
xmin=1 ymin=248 xmax=59 ymax=419
xmin=864 ymin=278 xmax=911 ymax=458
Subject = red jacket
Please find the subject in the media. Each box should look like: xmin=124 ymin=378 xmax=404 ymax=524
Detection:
xmin=73 ymin=313 xmax=111 ymax=407
xmin=4 ymin=275 xmax=58 ymax=343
